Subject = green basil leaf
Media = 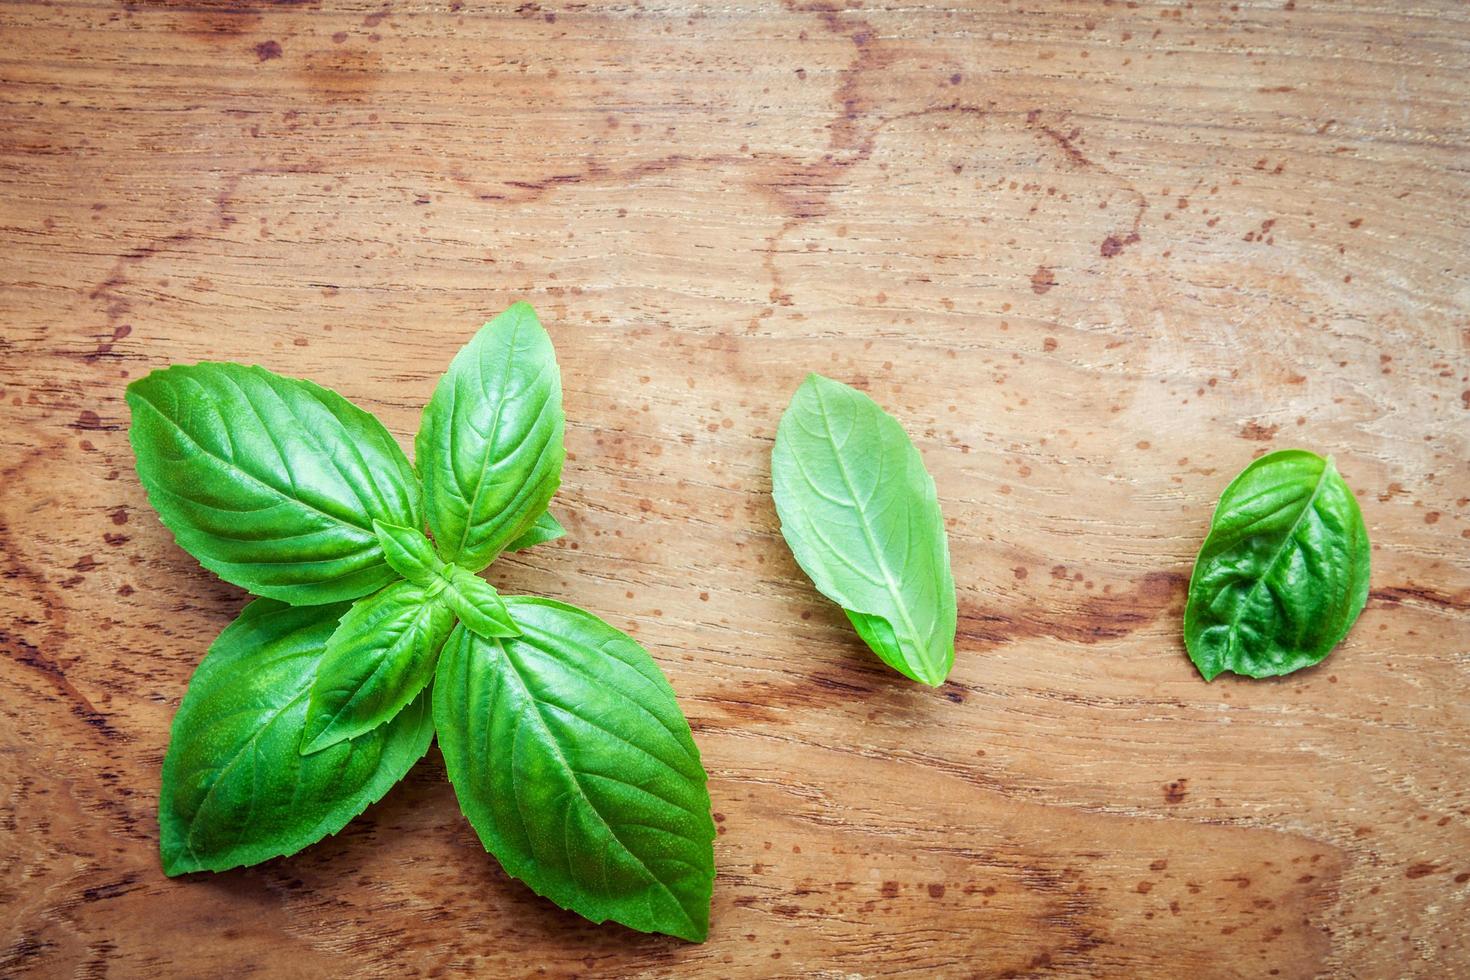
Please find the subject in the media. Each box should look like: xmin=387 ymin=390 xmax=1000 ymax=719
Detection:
xmin=433 ymin=598 xmax=715 ymax=942
xmin=441 ymin=568 xmax=519 ymax=639
xmin=770 ymin=374 xmax=957 ymax=686
xmin=1184 ymin=449 xmax=1370 ymax=681
xmin=301 ymin=581 xmax=457 ymax=753
xmin=160 ymin=599 xmax=434 ymax=875
xmin=127 ymin=363 xmax=422 ymax=606
xmin=373 ymin=519 xmax=445 ymax=587
xmin=501 ymin=509 xmax=566 ymax=553
xmin=415 ymin=303 xmax=564 ymax=571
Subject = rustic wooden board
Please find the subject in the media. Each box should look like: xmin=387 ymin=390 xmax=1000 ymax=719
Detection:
xmin=2 ymin=0 xmax=1467 ymax=975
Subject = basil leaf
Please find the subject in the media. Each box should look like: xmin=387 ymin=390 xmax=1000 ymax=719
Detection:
xmin=416 ymin=303 xmax=564 ymax=571
xmin=441 ymin=567 xmax=519 ymax=639
xmin=127 ymin=363 xmax=422 ymax=606
xmin=160 ymin=599 xmax=434 ymax=875
xmin=502 ymin=509 xmax=566 ymax=553
xmin=433 ymin=598 xmax=715 ymax=942
xmin=770 ymin=374 xmax=957 ymax=686
xmin=373 ymin=519 xmax=444 ymax=587
xmin=1185 ymin=449 xmax=1370 ymax=681
xmin=301 ymin=580 xmax=457 ymax=753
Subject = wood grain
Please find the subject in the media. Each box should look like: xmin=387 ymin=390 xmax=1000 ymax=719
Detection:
xmin=2 ymin=0 xmax=1467 ymax=975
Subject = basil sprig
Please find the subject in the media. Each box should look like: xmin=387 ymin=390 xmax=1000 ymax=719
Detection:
xmin=771 ymin=374 xmax=957 ymax=686
xmin=1184 ymin=449 xmax=1371 ymax=680
xmin=129 ymin=303 xmax=715 ymax=942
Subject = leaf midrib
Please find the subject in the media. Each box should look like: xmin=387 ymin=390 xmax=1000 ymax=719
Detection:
xmin=313 ymin=595 xmax=441 ymax=744
xmin=810 ymin=384 xmax=929 ymax=669
xmin=132 ymin=389 xmax=375 ymax=537
xmin=450 ymin=313 xmax=524 ymax=562
xmin=181 ymin=686 xmax=310 ymax=864
xmin=494 ymin=638 xmax=701 ymax=935
xmin=1221 ymin=456 xmax=1335 ymax=663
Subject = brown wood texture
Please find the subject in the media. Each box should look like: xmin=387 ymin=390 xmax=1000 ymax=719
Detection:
xmin=2 ymin=0 xmax=1468 ymax=975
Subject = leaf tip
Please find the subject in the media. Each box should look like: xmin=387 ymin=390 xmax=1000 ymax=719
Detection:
xmin=298 ymin=722 xmax=344 ymax=756
xmin=650 ymin=900 xmax=711 ymax=943
xmin=678 ymin=922 xmax=710 ymax=943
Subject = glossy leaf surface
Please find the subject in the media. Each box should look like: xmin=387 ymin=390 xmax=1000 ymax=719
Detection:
xmin=770 ymin=374 xmax=957 ymax=685
xmin=416 ymin=303 xmax=564 ymax=571
xmin=433 ymin=599 xmax=715 ymax=941
xmin=127 ymin=363 xmax=421 ymax=605
xmin=502 ymin=510 xmax=566 ymax=553
xmin=1185 ymin=449 xmax=1371 ymax=680
xmin=441 ymin=568 xmax=519 ymax=639
xmin=159 ymin=599 xmax=434 ymax=875
xmin=373 ymin=519 xmax=445 ymax=588
xmin=302 ymin=581 xmax=456 ymax=753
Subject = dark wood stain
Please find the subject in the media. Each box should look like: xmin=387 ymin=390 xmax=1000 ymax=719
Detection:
xmin=957 ymin=571 xmax=1186 ymax=650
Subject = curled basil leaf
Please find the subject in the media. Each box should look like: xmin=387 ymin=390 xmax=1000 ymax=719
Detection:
xmin=415 ymin=303 xmax=564 ymax=571
xmin=771 ymin=374 xmax=957 ymax=686
xmin=433 ymin=599 xmax=715 ymax=942
xmin=301 ymin=581 xmax=457 ymax=753
xmin=160 ymin=599 xmax=434 ymax=875
xmin=1185 ymin=449 xmax=1371 ymax=680
xmin=127 ymin=363 xmax=421 ymax=606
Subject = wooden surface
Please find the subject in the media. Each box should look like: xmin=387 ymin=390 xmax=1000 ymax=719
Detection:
xmin=2 ymin=0 xmax=1468 ymax=975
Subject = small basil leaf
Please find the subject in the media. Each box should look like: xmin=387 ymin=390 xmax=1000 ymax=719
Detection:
xmin=441 ymin=568 xmax=519 ymax=639
xmin=159 ymin=599 xmax=434 ymax=875
xmin=771 ymin=374 xmax=957 ymax=686
xmin=415 ymin=303 xmax=564 ymax=571
xmin=127 ymin=363 xmax=422 ymax=606
xmin=501 ymin=510 xmax=566 ymax=553
xmin=301 ymin=581 xmax=457 ymax=753
xmin=372 ymin=519 xmax=446 ymax=587
xmin=1185 ymin=449 xmax=1370 ymax=681
xmin=433 ymin=598 xmax=715 ymax=942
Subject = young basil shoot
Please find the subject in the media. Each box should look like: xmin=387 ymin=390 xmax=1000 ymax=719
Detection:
xmin=1184 ymin=449 xmax=1370 ymax=680
xmin=129 ymin=303 xmax=716 ymax=942
xmin=770 ymin=374 xmax=957 ymax=686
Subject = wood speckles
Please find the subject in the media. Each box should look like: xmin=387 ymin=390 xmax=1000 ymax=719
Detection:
xmin=1032 ymin=120 xmax=1094 ymax=170
xmin=957 ymin=571 xmax=1186 ymax=650
xmin=1100 ymin=232 xmax=1141 ymax=257
xmin=2 ymin=0 xmax=1468 ymax=976
xmin=1240 ymin=420 xmax=1280 ymax=442
xmin=297 ymin=47 xmax=384 ymax=101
